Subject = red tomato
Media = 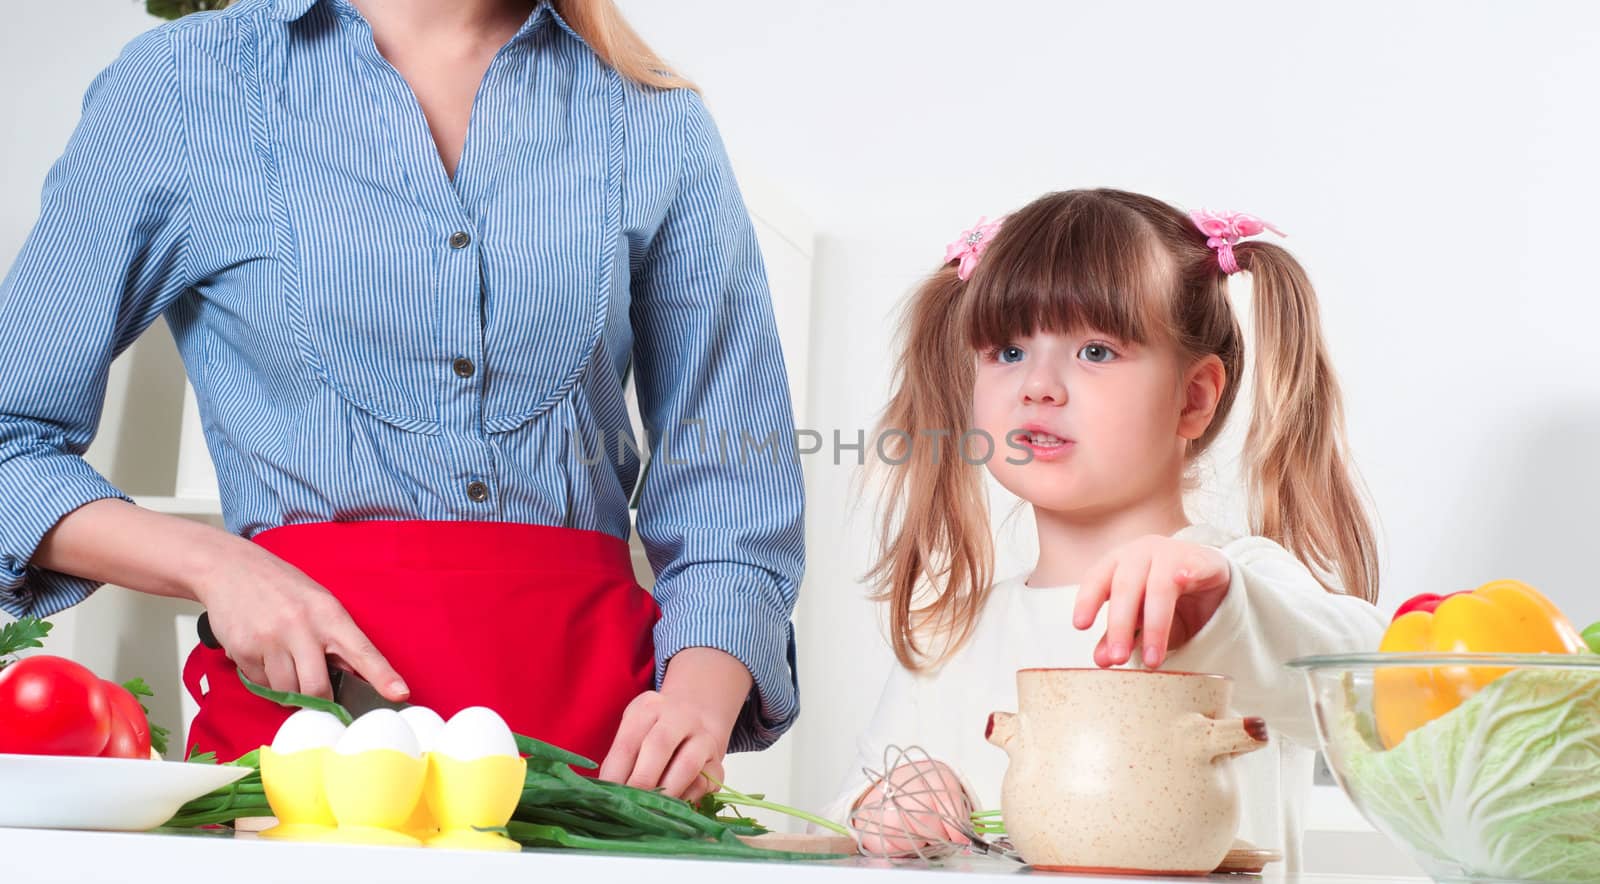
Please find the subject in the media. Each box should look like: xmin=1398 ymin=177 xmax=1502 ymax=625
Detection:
xmin=99 ymin=681 xmax=153 ymax=759
xmin=0 ymin=655 xmax=113 ymax=756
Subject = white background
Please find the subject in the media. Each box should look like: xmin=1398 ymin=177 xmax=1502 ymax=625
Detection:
xmin=3 ymin=0 xmax=1598 ymax=841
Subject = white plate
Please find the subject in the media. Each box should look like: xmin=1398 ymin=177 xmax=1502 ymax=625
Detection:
xmin=0 ymin=753 xmax=252 ymax=831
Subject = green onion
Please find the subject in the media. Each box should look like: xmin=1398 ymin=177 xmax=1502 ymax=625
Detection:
xmin=236 ymin=672 xmax=353 ymax=725
xmin=164 ymin=677 xmax=846 ymax=861
xmin=506 ymin=823 xmax=845 ymax=862
xmin=514 ymin=732 xmax=598 ymax=770
xmin=970 ymin=809 xmax=1005 ymax=835
xmin=699 ymin=772 xmax=853 ymax=838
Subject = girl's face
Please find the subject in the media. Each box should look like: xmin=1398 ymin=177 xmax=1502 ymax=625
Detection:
xmin=971 ymin=329 xmax=1216 ymax=518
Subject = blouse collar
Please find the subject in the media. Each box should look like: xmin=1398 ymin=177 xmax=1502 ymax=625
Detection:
xmin=267 ymin=0 xmax=573 ymax=40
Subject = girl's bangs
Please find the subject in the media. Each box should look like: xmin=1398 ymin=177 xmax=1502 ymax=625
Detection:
xmin=963 ymin=197 xmax=1174 ymax=351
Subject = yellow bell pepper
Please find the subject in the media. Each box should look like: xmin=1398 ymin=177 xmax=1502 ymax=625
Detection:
xmin=1374 ymin=579 xmax=1586 ymax=749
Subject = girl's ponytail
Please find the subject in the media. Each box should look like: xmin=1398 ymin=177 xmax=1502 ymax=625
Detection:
xmin=1233 ymin=241 xmax=1379 ymax=603
xmin=865 ymin=266 xmax=994 ymax=670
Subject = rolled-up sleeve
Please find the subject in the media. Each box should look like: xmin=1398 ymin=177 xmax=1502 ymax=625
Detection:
xmin=628 ymin=92 xmax=805 ymax=752
xmin=0 ymin=28 xmax=192 ymax=618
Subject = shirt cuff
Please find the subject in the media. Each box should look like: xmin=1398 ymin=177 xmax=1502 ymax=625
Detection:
xmin=651 ymin=567 xmax=799 ymax=753
xmin=0 ymin=451 xmax=131 ymax=618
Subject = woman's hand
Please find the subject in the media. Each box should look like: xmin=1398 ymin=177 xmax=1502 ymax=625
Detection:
xmin=187 ymin=533 xmax=408 ymax=702
xmin=1072 ymin=536 xmax=1232 ymax=668
xmin=598 ymin=647 xmax=750 ymax=801
xmin=32 ymin=499 xmax=408 ymax=702
xmin=849 ymin=759 xmax=971 ymax=856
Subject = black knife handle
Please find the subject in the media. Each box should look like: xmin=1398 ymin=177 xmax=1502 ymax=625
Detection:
xmin=196 ymin=611 xmax=221 ymax=650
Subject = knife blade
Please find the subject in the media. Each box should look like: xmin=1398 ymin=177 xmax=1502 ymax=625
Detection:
xmin=329 ymin=667 xmax=410 ymax=716
xmin=196 ymin=611 xmax=408 ymax=715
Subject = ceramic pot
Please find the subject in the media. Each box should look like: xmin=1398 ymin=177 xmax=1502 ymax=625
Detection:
xmin=987 ymin=668 xmax=1268 ymax=875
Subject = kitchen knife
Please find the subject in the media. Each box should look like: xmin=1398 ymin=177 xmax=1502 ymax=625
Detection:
xmin=330 ymin=667 xmax=409 ymax=716
xmin=194 ymin=611 xmax=408 ymax=716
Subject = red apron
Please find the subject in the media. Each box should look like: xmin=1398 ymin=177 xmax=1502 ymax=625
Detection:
xmin=182 ymin=520 xmax=659 ymax=765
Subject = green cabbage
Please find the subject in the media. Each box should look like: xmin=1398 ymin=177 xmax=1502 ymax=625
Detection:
xmin=1336 ymin=669 xmax=1600 ymax=882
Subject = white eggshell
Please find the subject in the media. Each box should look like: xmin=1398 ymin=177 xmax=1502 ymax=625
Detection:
xmin=437 ymin=706 xmax=518 ymax=761
xmin=397 ymin=706 xmax=446 ymax=753
xmin=271 ymin=709 xmax=347 ymax=754
xmin=334 ymin=708 xmax=420 ymax=757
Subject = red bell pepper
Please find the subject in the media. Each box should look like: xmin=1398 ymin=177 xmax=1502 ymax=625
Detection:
xmin=1391 ymin=590 xmax=1470 ymax=621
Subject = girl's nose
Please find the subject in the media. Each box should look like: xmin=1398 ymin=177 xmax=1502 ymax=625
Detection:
xmin=1020 ymin=368 xmax=1067 ymax=406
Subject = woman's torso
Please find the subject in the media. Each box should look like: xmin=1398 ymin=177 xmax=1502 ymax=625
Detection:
xmin=153 ymin=0 xmax=699 ymax=540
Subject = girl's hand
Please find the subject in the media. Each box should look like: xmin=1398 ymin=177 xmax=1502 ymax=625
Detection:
xmin=188 ymin=533 xmax=409 ymax=701
xmin=599 ymin=647 xmax=750 ymax=801
xmin=849 ymin=759 xmax=972 ymax=856
xmin=1072 ymin=536 xmax=1232 ymax=669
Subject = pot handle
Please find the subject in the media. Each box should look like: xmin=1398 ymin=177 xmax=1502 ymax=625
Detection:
xmin=986 ymin=711 xmax=1018 ymax=754
xmin=1191 ymin=714 xmax=1269 ymax=760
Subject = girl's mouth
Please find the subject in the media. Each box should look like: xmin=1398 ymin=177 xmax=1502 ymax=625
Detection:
xmin=1020 ymin=430 xmax=1074 ymax=460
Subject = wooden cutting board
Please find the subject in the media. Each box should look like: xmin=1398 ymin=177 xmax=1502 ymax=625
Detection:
xmin=1216 ymin=841 xmax=1284 ymax=875
xmin=736 ymin=832 xmax=858 ymax=854
xmin=738 ymin=832 xmax=1283 ymax=874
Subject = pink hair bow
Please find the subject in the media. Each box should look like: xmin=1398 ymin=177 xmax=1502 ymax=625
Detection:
xmin=1189 ymin=209 xmax=1286 ymax=274
xmin=945 ymin=216 xmax=1005 ymax=281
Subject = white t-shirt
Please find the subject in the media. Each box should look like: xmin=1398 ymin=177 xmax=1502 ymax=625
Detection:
xmin=821 ymin=524 xmax=1386 ymax=855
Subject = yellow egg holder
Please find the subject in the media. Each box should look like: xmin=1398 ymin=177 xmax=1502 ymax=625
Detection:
xmin=259 ymin=746 xmax=526 ymax=851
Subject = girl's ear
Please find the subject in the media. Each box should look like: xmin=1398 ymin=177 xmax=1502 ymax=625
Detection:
xmin=1178 ymin=354 xmax=1227 ymax=441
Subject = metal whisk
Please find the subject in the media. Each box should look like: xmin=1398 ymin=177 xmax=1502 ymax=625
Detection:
xmin=846 ymin=744 xmax=1021 ymax=862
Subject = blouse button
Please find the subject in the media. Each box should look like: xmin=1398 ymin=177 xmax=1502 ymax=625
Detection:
xmin=452 ymin=357 xmax=476 ymax=378
xmin=466 ymin=481 xmax=489 ymax=503
xmin=449 ymin=231 xmax=472 ymax=249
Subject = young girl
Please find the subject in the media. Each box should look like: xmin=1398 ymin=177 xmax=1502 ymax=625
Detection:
xmin=825 ymin=189 xmax=1386 ymax=858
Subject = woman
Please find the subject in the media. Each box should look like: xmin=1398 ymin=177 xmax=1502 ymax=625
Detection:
xmin=0 ymin=0 xmax=803 ymax=801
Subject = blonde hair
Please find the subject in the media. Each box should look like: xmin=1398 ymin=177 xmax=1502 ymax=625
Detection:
xmin=869 ymin=189 xmax=1379 ymax=670
xmin=550 ymin=0 xmax=695 ymax=92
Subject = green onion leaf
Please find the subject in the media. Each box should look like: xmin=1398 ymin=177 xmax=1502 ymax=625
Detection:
xmin=237 ymin=671 xmax=353 ymax=724
xmin=514 ymin=732 xmax=597 ymax=770
xmin=698 ymin=771 xmax=851 ymax=838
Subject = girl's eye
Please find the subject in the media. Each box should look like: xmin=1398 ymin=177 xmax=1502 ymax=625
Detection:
xmin=981 ymin=345 xmax=1026 ymax=364
xmin=1078 ymin=343 xmax=1117 ymax=364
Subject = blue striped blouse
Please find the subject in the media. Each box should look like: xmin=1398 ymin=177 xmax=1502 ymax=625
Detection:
xmin=0 ymin=0 xmax=804 ymax=750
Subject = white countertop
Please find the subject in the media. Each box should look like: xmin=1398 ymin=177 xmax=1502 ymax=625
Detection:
xmin=0 ymin=827 xmax=1430 ymax=884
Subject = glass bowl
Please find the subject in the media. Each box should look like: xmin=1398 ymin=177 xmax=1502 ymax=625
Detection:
xmin=1288 ymin=653 xmax=1600 ymax=883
